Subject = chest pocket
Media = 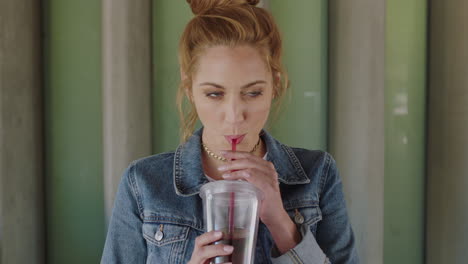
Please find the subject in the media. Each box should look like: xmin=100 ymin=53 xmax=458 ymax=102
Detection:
xmin=143 ymin=222 xmax=190 ymax=263
xmin=285 ymin=203 xmax=322 ymax=236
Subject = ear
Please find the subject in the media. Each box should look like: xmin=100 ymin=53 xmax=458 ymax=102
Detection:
xmin=274 ymin=71 xmax=281 ymax=84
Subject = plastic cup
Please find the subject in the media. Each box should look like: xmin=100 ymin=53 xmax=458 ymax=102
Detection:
xmin=200 ymin=180 xmax=263 ymax=264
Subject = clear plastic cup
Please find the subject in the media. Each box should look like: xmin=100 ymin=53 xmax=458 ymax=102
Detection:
xmin=200 ymin=180 xmax=263 ymax=264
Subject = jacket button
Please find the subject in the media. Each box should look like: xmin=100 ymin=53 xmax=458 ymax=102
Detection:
xmin=294 ymin=209 xmax=304 ymax=224
xmin=155 ymin=230 xmax=164 ymax=241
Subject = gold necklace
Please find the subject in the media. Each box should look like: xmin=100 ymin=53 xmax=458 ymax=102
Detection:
xmin=202 ymin=138 xmax=261 ymax=162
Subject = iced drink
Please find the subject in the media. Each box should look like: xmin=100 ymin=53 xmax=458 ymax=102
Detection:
xmin=200 ymin=180 xmax=263 ymax=264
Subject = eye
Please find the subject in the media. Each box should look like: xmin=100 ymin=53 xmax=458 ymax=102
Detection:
xmin=205 ymin=92 xmax=224 ymax=99
xmin=244 ymin=90 xmax=263 ymax=97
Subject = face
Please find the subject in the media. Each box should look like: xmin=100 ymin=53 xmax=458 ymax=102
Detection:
xmin=190 ymin=45 xmax=274 ymax=152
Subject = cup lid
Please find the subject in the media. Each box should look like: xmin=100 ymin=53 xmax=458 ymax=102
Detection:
xmin=199 ymin=180 xmax=264 ymax=200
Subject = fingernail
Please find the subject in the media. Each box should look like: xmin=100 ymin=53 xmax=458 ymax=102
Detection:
xmin=222 ymin=173 xmax=231 ymax=178
xmin=243 ymin=172 xmax=250 ymax=178
xmin=214 ymin=231 xmax=222 ymax=237
xmin=224 ymin=245 xmax=234 ymax=252
xmin=218 ymin=166 xmax=227 ymax=171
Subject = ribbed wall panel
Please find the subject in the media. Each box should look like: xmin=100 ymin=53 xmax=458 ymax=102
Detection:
xmin=0 ymin=1 xmax=44 ymax=263
xmin=427 ymin=0 xmax=468 ymax=263
xmin=329 ymin=1 xmax=386 ymax=263
xmin=43 ymin=1 xmax=104 ymax=263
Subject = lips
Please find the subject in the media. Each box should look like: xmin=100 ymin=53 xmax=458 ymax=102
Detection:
xmin=224 ymin=134 xmax=246 ymax=145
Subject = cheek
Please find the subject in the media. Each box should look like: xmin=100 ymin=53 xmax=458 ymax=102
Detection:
xmin=193 ymin=98 xmax=220 ymax=123
xmin=248 ymin=99 xmax=272 ymax=121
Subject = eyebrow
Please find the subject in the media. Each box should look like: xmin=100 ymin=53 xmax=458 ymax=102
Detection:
xmin=199 ymin=80 xmax=267 ymax=89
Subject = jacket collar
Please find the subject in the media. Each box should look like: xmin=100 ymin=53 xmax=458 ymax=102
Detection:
xmin=173 ymin=127 xmax=310 ymax=197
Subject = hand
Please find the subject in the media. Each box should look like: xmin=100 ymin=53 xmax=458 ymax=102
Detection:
xmin=218 ymin=151 xmax=301 ymax=254
xmin=218 ymin=151 xmax=287 ymax=227
xmin=188 ymin=230 xmax=233 ymax=264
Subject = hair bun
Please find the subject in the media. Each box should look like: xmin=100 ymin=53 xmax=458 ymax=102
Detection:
xmin=187 ymin=0 xmax=260 ymax=15
xmin=245 ymin=0 xmax=260 ymax=5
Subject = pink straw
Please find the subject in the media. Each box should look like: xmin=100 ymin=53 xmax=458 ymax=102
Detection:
xmin=227 ymin=139 xmax=237 ymax=255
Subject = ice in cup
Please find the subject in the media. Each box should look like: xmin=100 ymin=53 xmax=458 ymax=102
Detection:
xmin=200 ymin=180 xmax=263 ymax=264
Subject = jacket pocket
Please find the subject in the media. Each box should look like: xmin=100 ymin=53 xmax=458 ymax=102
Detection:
xmin=143 ymin=222 xmax=190 ymax=246
xmin=285 ymin=203 xmax=322 ymax=235
xmin=143 ymin=222 xmax=191 ymax=263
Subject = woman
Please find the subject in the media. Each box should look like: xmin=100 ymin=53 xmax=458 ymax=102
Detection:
xmin=102 ymin=0 xmax=359 ymax=263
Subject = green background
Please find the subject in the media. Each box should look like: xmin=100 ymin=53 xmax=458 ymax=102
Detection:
xmin=152 ymin=1 xmax=192 ymax=153
xmin=269 ymin=0 xmax=328 ymax=150
xmin=43 ymin=0 xmax=104 ymax=263
xmin=384 ymin=0 xmax=427 ymax=263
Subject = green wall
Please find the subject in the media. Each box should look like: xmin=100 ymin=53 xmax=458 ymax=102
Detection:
xmin=43 ymin=0 xmax=104 ymax=263
xmin=152 ymin=1 xmax=192 ymax=153
xmin=269 ymin=0 xmax=328 ymax=150
xmin=384 ymin=0 xmax=427 ymax=263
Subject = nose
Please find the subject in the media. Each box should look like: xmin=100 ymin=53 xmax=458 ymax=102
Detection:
xmin=223 ymin=95 xmax=246 ymax=125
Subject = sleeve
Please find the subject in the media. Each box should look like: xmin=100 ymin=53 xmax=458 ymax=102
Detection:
xmin=101 ymin=163 xmax=147 ymax=264
xmin=271 ymin=224 xmax=330 ymax=264
xmin=270 ymin=153 xmax=359 ymax=264
xmin=315 ymin=153 xmax=359 ymax=263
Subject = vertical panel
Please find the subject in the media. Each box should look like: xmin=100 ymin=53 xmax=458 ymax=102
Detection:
xmin=152 ymin=1 xmax=192 ymax=153
xmin=269 ymin=0 xmax=328 ymax=150
xmin=427 ymin=0 xmax=468 ymax=263
xmin=0 ymin=1 xmax=44 ymax=263
xmin=384 ymin=1 xmax=427 ymax=263
xmin=43 ymin=0 xmax=104 ymax=263
xmin=102 ymin=0 xmax=152 ymax=223
xmin=329 ymin=0 xmax=386 ymax=263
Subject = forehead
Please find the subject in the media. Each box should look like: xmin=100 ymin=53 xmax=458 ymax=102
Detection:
xmin=194 ymin=45 xmax=270 ymax=82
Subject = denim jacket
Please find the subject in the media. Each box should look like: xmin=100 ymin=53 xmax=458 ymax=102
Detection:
xmin=101 ymin=128 xmax=359 ymax=264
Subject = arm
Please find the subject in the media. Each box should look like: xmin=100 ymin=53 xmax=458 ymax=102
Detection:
xmin=219 ymin=151 xmax=358 ymax=263
xmin=315 ymin=154 xmax=359 ymax=264
xmin=266 ymin=212 xmax=301 ymax=254
xmin=269 ymin=218 xmax=330 ymax=264
xmin=270 ymin=153 xmax=359 ymax=264
xmin=101 ymin=163 xmax=147 ymax=264
xmin=220 ymin=151 xmax=330 ymax=264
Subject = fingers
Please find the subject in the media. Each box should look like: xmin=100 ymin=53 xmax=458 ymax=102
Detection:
xmin=222 ymin=168 xmax=253 ymax=179
xmin=222 ymin=168 xmax=277 ymax=192
xmin=218 ymin=157 xmax=274 ymax=173
xmin=190 ymin=231 xmax=234 ymax=264
xmin=199 ymin=243 xmax=234 ymax=260
xmin=221 ymin=150 xmax=259 ymax=160
xmin=218 ymin=154 xmax=278 ymax=192
xmin=194 ymin=230 xmax=223 ymax=246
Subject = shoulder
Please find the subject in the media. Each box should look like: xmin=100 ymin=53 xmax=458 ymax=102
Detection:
xmin=288 ymin=147 xmax=336 ymax=176
xmin=130 ymin=151 xmax=174 ymax=168
xmin=287 ymin=146 xmax=339 ymax=196
xmin=123 ymin=151 xmax=176 ymax=190
xmin=130 ymin=151 xmax=175 ymax=171
xmin=121 ymin=151 xmax=181 ymax=208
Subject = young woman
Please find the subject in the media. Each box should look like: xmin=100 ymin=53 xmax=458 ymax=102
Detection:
xmin=102 ymin=0 xmax=359 ymax=263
